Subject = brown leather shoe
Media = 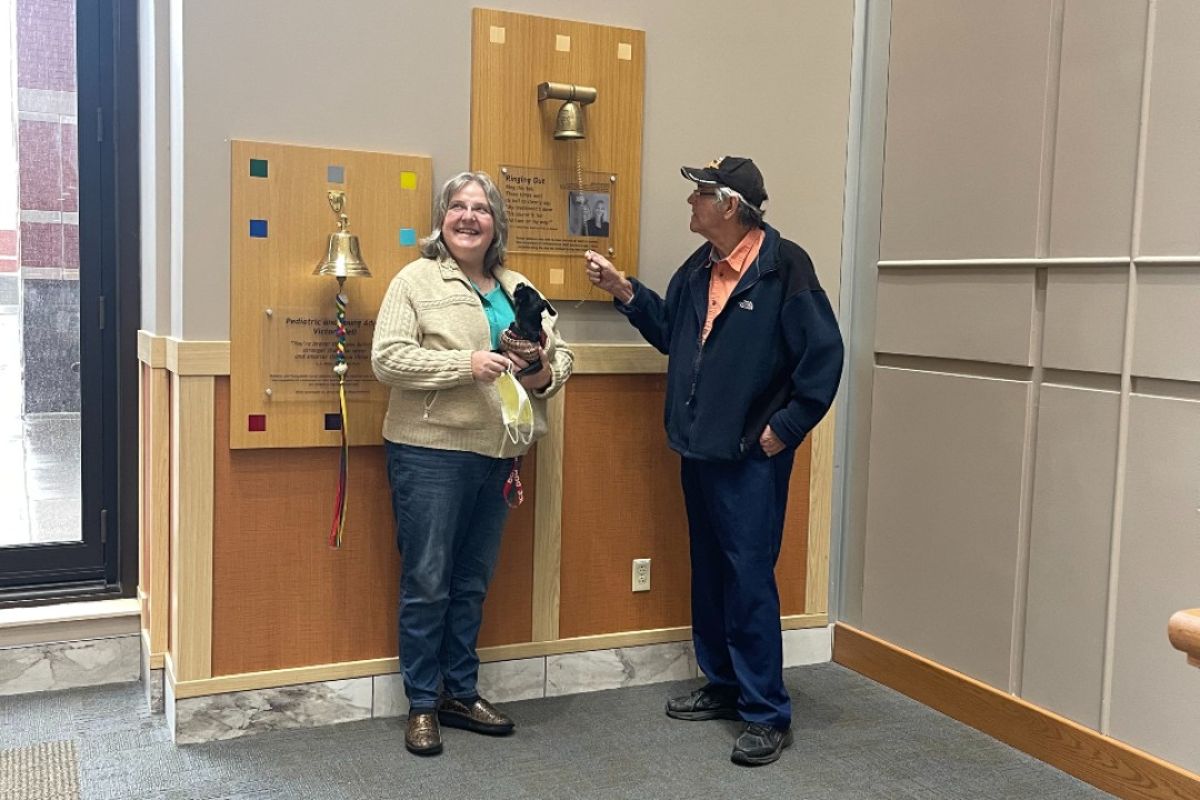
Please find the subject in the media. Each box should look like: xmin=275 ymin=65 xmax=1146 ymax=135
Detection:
xmin=438 ymin=696 xmax=515 ymax=735
xmin=405 ymin=710 xmax=443 ymax=755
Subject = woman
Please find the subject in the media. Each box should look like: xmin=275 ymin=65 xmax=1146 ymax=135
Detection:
xmin=589 ymin=198 xmax=609 ymax=237
xmin=372 ymin=171 xmax=573 ymax=756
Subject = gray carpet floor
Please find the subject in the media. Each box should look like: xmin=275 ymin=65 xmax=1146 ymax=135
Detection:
xmin=0 ymin=663 xmax=1113 ymax=799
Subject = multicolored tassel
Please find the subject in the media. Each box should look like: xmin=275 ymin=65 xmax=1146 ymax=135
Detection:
xmin=328 ymin=284 xmax=350 ymax=549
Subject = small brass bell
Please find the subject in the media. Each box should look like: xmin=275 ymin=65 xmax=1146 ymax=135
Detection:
xmin=314 ymin=191 xmax=372 ymax=278
xmin=554 ymin=100 xmax=585 ymax=140
xmin=537 ymin=82 xmax=595 ymax=141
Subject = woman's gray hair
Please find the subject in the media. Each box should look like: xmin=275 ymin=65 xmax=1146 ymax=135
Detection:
xmin=420 ymin=171 xmax=509 ymax=271
xmin=714 ymin=185 xmax=765 ymax=228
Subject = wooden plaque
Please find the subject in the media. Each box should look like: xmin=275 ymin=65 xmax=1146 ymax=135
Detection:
xmin=471 ymin=8 xmax=645 ymax=300
xmin=229 ymin=140 xmax=432 ymax=449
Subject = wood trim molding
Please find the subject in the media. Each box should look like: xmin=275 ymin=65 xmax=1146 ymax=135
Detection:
xmin=834 ymin=624 xmax=1200 ymax=800
xmin=531 ymin=390 xmax=565 ymax=641
xmin=172 ymin=656 xmax=399 ymax=700
xmin=138 ymin=330 xmax=167 ymax=367
xmin=146 ymin=366 xmax=170 ymax=659
xmin=571 ymin=343 xmax=667 ymax=374
xmin=166 ymin=338 xmax=231 ymax=376
xmin=141 ymin=629 xmax=165 ymax=670
xmin=805 ymin=411 xmax=835 ymax=614
xmin=171 ymin=614 xmax=828 ymax=699
xmin=1169 ymin=609 xmax=1200 ymax=668
xmin=170 ymin=374 xmax=215 ymax=681
xmin=781 ymin=613 xmax=828 ymax=631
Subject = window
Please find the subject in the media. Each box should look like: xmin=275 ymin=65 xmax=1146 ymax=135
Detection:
xmin=0 ymin=0 xmax=137 ymax=601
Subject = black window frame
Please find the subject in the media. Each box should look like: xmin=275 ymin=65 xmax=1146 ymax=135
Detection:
xmin=0 ymin=0 xmax=139 ymax=605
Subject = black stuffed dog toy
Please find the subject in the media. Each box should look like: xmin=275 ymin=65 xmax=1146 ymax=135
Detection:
xmin=499 ymin=283 xmax=557 ymax=377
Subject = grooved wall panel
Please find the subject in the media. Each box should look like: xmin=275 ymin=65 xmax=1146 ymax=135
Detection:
xmin=880 ymin=0 xmax=1050 ymax=260
xmin=210 ymin=378 xmax=534 ymax=676
xmin=1109 ymin=395 xmax=1200 ymax=773
xmin=1138 ymin=0 xmax=1200 ymax=256
xmin=874 ymin=268 xmax=1036 ymax=365
xmin=862 ymin=367 xmax=1028 ymax=689
xmin=1042 ymin=268 xmax=1127 ymax=374
xmin=1131 ymin=268 xmax=1200 ymax=382
xmin=1047 ymin=0 xmax=1146 ymax=257
xmin=1022 ymin=385 xmax=1119 ymax=729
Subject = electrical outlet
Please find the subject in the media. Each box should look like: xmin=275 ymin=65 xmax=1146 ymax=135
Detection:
xmin=632 ymin=558 xmax=651 ymax=592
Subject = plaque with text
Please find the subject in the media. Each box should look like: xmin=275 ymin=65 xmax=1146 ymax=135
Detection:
xmin=263 ymin=308 xmax=377 ymax=401
xmin=499 ymin=165 xmax=614 ymax=256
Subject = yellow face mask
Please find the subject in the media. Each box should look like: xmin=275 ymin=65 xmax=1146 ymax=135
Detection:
xmin=496 ymin=370 xmax=534 ymax=446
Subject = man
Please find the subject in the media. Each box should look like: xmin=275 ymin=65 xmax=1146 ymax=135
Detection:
xmin=583 ymin=156 xmax=843 ymax=766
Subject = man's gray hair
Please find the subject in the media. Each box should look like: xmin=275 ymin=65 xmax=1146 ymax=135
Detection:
xmin=715 ymin=185 xmax=765 ymax=229
xmin=420 ymin=171 xmax=509 ymax=271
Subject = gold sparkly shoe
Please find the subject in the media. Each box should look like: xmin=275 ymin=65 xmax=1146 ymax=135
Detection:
xmin=438 ymin=696 xmax=515 ymax=736
xmin=405 ymin=710 xmax=443 ymax=755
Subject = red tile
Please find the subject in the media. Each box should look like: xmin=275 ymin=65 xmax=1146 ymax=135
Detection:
xmin=62 ymin=222 xmax=77 ymax=269
xmin=248 ymin=414 xmax=267 ymax=432
xmin=19 ymin=221 xmax=62 ymax=267
xmin=18 ymin=120 xmax=61 ymax=211
xmin=61 ymin=122 xmax=77 ymax=212
xmin=0 ymin=230 xmax=16 ymax=256
xmin=0 ymin=258 xmax=17 ymax=274
xmin=16 ymin=0 xmax=76 ymax=92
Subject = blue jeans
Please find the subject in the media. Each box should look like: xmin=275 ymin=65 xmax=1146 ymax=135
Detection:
xmin=386 ymin=442 xmax=512 ymax=710
xmin=680 ymin=449 xmax=796 ymax=729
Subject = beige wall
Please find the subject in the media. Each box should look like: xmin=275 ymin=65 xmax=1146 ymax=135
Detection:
xmin=845 ymin=0 xmax=1200 ymax=772
xmin=146 ymin=0 xmax=853 ymax=340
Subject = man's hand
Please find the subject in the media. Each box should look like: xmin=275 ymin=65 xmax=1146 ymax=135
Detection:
xmin=759 ymin=424 xmax=786 ymax=457
xmin=584 ymin=250 xmax=635 ymax=304
xmin=471 ymin=350 xmax=510 ymax=384
xmin=507 ymin=349 xmax=553 ymax=392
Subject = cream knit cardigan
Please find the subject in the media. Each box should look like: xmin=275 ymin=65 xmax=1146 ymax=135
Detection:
xmin=371 ymin=256 xmax=573 ymax=459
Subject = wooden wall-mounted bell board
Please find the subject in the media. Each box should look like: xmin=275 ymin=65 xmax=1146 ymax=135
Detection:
xmin=470 ymin=8 xmax=645 ymax=301
xmin=228 ymin=140 xmax=432 ymax=449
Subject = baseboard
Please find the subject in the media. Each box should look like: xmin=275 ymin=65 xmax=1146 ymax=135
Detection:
xmin=833 ymin=624 xmax=1200 ymax=800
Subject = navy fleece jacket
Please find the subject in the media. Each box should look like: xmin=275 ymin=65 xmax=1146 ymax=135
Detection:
xmin=616 ymin=224 xmax=843 ymax=461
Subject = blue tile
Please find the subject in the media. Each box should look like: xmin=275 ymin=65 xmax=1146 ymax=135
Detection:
xmin=249 ymin=219 xmax=268 ymax=238
xmin=399 ymin=227 xmax=417 ymax=246
xmin=327 ymin=165 xmax=344 ymax=183
xmin=324 ymin=413 xmax=342 ymax=431
xmin=249 ymin=159 xmax=268 ymax=178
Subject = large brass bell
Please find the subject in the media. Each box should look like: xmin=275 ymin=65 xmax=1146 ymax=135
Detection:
xmin=314 ymin=190 xmax=372 ymax=278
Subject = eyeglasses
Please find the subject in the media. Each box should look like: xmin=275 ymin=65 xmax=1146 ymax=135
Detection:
xmin=690 ymin=188 xmax=718 ymax=198
xmin=447 ymin=201 xmax=493 ymax=217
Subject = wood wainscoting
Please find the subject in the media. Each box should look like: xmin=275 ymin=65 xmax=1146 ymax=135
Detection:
xmin=144 ymin=337 xmax=834 ymax=698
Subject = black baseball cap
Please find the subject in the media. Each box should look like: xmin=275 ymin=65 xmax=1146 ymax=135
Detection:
xmin=680 ymin=156 xmax=768 ymax=210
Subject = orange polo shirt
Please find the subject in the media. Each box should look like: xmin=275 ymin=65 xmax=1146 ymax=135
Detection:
xmin=702 ymin=227 xmax=765 ymax=342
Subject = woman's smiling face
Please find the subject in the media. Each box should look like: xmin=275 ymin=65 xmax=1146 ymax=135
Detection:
xmin=441 ymin=182 xmax=494 ymax=269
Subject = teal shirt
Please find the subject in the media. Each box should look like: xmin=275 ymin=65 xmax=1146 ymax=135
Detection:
xmin=472 ymin=280 xmax=516 ymax=349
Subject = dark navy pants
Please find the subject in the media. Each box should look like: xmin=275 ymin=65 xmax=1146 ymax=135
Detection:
xmin=680 ymin=449 xmax=796 ymax=730
xmin=386 ymin=442 xmax=512 ymax=711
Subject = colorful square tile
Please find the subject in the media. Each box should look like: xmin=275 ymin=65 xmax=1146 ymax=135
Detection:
xmin=327 ymin=165 xmax=344 ymax=183
xmin=249 ymin=219 xmax=268 ymax=238
xmin=400 ymin=171 xmax=418 ymax=190
xmin=249 ymin=158 xmax=268 ymax=178
xmin=324 ymin=413 xmax=342 ymax=431
xmin=399 ymin=228 xmax=417 ymax=246
xmin=248 ymin=414 xmax=266 ymax=432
